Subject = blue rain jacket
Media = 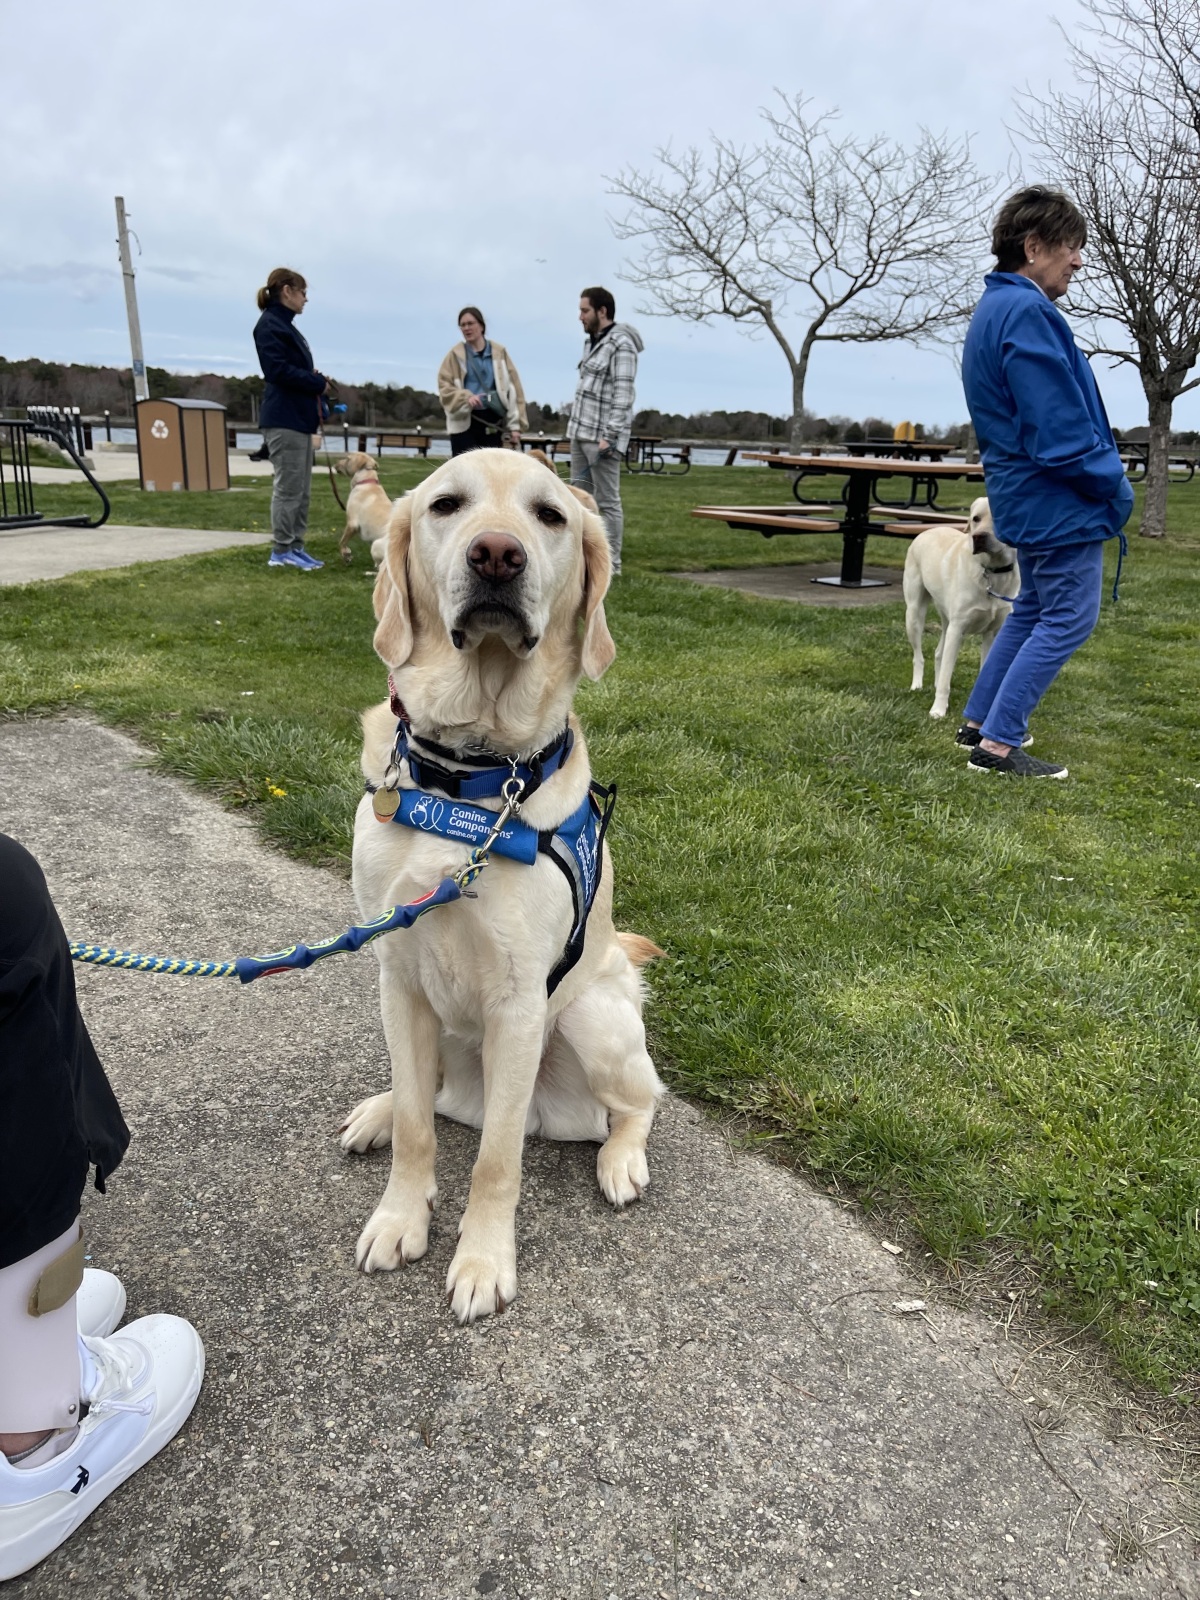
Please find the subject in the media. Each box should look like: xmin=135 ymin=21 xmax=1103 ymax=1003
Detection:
xmin=962 ymin=272 xmax=1134 ymax=548
xmin=253 ymin=301 xmax=327 ymax=433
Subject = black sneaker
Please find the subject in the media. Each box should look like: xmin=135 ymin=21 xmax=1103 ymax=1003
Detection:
xmin=967 ymin=747 xmax=1067 ymax=779
xmin=955 ymin=724 xmax=1034 ymax=749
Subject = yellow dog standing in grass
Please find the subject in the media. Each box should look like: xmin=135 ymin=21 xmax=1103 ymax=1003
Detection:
xmin=339 ymin=448 xmax=664 ymax=1324
xmin=335 ymin=452 xmax=394 ymax=566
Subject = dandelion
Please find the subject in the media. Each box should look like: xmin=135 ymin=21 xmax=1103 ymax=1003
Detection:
xmin=267 ymin=783 xmax=287 ymax=799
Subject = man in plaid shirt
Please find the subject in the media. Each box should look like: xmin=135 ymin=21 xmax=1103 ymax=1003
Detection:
xmin=568 ymin=287 xmax=644 ymax=575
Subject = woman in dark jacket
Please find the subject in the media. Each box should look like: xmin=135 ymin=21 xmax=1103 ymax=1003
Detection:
xmin=253 ymin=267 xmax=332 ymax=570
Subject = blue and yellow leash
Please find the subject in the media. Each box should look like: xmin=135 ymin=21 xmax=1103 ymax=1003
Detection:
xmin=69 ymin=784 xmax=514 ymax=986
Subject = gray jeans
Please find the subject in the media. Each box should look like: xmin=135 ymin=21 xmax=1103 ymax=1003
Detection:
xmin=263 ymin=427 xmax=313 ymax=552
xmin=570 ymin=439 xmax=623 ymax=571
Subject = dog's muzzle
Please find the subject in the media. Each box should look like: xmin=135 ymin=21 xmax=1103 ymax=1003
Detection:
xmin=452 ymin=531 xmax=538 ymax=652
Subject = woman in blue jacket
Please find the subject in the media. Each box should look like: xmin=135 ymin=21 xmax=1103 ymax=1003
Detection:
xmin=253 ymin=268 xmax=333 ymax=570
xmin=958 ymin=187 xmax=1134 ymax=780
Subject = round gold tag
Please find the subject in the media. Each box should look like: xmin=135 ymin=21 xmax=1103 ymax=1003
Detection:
xmin=372 ymin=787 xmax=400 ymax=821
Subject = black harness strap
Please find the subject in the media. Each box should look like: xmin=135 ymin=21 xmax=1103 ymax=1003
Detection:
xmin=539 ymin=781 xmax=616 ymax=995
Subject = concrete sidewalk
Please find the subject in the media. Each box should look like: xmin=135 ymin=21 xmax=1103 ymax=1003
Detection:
xmin=0 ymin=524 xmax=271 ymax=585
xmin=1 ymin=717 xmax=1196 ymax=1600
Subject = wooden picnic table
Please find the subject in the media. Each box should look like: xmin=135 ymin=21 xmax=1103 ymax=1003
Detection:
xmin=840 ymin=437 xmax=959 ymax=461
xmin=694 ymin=452 xmax=985 ymax=588
xmin=1117 ymin=441 xmax=1196 ymax=482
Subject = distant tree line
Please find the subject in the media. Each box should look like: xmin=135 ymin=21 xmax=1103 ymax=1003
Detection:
xmin=0 ymin=357 xmax=444 ymax=429
xmin=3 ymin=356 xmax=1193 ymax=446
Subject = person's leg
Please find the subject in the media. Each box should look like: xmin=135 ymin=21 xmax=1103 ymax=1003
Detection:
xmin=265 ymin=428 xmax=309 ymax=554
xmin=293 ymin=432 xmax=314 ymax=550
xmin=451 ymin=417 xmax=491 ymax=456
xmin=588 ymin=448 xmax=624 ymax=573
xmin=0 ymin=834 xmax=124 ymax=1460
xmin=0 ymin=834 xmax=204 ymax=1581
xmin=961 ymin=548 xmax=1043 ymax=731
xmin=977 ymin=541 xmax=1104 ymax=752
xmin=0 ymin=1223 xmax=85 ymax=1454
xmin=570 ymin=438 xmax=595 ymax=497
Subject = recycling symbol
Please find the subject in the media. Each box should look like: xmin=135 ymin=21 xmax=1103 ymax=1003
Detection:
xmin=151 ymin=420 xmax=169 ymax=439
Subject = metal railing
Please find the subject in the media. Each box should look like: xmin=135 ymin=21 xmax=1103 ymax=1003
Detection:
xmin=26 ymin=405 xmax=92 ymax=456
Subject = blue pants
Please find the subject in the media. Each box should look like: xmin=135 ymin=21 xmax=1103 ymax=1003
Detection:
xmin=962 ymin=540 xmax=1105 ymax=748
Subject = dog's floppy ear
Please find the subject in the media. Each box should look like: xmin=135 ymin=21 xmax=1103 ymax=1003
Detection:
xmin=567 ymin=482 xmax=600 ymax=517
xmin=579 ymin=505 xmax=616 ymax=680
xmin=373 ymin=496 xmax=414 ymax=667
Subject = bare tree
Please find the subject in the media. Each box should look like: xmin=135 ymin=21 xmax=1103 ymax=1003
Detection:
xmin=1077 ymin=0 xmax=1200 ymax=141
xmin=608 ymin=95 xmax=994 ymax=449
xmin=1020 ymin=0 xmax=1200 ymax=537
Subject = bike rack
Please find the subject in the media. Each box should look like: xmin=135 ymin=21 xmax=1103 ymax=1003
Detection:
xmin=0 ymin=418 xmax=111 ymax=531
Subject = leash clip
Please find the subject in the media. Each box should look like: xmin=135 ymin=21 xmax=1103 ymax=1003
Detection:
xmin=451 ymin=777 xmax=527 ymax=893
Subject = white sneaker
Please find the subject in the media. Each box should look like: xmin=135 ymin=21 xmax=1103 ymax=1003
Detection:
xmin=76 ymin=1270 xmax=126 ymax=1339
xmin=0 ymin=1316 xmax=205 ymax=1581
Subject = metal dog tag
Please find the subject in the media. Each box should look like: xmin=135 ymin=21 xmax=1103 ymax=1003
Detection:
xmin=372 ymin=787 xmax=400 ymax=821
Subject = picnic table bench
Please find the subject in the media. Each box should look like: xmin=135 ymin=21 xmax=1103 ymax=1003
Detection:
xmin=516 ymin=436 xmax=571 ymax=458
xmin=694 ymin=452 xmax=985 ymax=588
xmin=1118 ymin=442 xmax=1196 ymax=482
xmin=624 ymin=436 xmax=692 ymax=474
xmin=357 ymin=431 xmax=438 ymax=456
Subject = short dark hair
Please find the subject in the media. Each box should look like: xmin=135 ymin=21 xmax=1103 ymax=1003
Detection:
xmin=458 ymin=306 xmax=486 ymax=333
xmin=991 ymin=187 xmax=1087 ymax=272
xmin=580 ymin=286 xmax=615 ymax=320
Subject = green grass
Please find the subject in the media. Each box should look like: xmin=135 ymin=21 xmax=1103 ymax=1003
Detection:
xmin=7 ymin=462 xmax=1200 ymax=1393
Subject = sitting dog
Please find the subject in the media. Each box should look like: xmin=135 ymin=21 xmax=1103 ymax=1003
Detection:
xmin=335 ymin=452 xmax=393 ymax=565
xmin=340 ymin=447 xmax=664 ymax=1323
xmin=903 ymin=497 xmax=1020 ymax=719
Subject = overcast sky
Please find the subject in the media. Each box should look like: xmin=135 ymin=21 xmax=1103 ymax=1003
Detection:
xmin=3 ymin=0 xmax=1192 ymax=433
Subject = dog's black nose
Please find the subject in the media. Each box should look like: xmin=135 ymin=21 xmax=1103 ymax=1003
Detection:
xmin=467 ymin=532 xmax=526 ymax=584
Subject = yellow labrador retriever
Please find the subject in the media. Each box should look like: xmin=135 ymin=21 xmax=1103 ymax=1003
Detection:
xmin=903 ymin=497 xmax=1020 ymax=719
xmin=335 ymin=452 xmax=393 ymax=565
xmin=340 ymin=447 xmax=664 ymax=1322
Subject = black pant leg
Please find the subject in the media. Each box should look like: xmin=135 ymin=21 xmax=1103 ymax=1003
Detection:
xmin=0 ymin=834 xmax=130 ymax=1269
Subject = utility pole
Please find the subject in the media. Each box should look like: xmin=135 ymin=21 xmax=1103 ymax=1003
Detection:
xmin=115 ymin=197 xmax=148 ymax=402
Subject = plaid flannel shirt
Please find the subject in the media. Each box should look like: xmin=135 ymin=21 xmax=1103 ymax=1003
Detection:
xmin=567 ymin=324 xmax=641 ymax=452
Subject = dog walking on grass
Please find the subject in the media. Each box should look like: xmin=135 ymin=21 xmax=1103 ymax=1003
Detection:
xmin=904 ymin=497 xmax=1020 ymax=720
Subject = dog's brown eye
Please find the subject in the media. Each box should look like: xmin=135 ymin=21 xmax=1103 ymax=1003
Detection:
xmin=430 ymin=495 xmax=462 ymax=516
xmin=534 ymin=504 xmax=566 ymax=527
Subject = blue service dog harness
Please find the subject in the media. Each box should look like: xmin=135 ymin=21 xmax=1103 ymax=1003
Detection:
xmin=69 ymin=695 xmax=615 ymax=991
xmin=367 ymin=707 xmax=615 ymax=995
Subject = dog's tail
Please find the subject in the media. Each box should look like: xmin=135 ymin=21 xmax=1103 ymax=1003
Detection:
xmin=618 ymin=932 xmax=664 ymax=967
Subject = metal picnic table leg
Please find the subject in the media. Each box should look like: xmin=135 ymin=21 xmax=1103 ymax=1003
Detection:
xmin=813 ymin=470 xmax=887 ymax=589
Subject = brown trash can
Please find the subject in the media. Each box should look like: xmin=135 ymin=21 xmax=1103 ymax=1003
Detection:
xmin=136 ymin=398 xmax=229 ymax=492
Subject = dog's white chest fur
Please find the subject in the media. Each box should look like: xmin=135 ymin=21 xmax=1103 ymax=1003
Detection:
xmin=352 ymin=797 xmax=575 ymax=1033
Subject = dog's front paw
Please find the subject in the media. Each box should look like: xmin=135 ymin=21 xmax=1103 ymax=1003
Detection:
xmin=445 ymin=1227 xmax=516 ymax=1324
xmin=339 ymin=1091 xmax=393 ymax=1153
xmin=355 ymin=1183 xmax=437 ymax=1273
xmin=597 ymin=1135 xmax=650 ymax=1208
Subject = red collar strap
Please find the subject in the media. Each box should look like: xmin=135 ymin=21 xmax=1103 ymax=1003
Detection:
xmin=388 ymin=674 xmax=409 ymax=723
xmin=354 ymin=473 xmax=381 ymax=486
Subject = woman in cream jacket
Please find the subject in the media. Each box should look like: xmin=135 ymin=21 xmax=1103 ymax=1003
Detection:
xmin=438 ymin=307 xmax=528 ymax=455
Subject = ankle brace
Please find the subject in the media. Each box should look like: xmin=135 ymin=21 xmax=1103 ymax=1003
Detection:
xmin=0 ymin=1221 xmax=85 ymax=1433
